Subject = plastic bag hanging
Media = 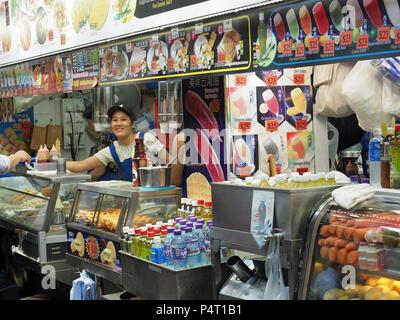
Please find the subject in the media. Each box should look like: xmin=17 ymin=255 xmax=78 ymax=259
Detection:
xmin=70 ymin=270 xmax=98 ymax=300
xmin=263 ymin=236 xmax=287 ymax=300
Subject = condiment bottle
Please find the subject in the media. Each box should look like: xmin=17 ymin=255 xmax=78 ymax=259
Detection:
xmin=132 ymin=138 xmax=146 ymax=187
xmin=380 ymin=127 xmax=393 ymax=188
xmin=194 ymin=200 xmax=204 ymax=218
xmin=132 ymin=228 xmax=141 ymax=256
xmin=127 ymin=228 xmax=135 ymax=254
xmin=202 ymin=202 xmax=213 ymax=222
xmin=120 ymin=226 xmax=130 ymax=252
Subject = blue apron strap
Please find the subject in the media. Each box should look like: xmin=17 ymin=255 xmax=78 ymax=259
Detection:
xmin=109 ymin=144 xmax=132 ymax=182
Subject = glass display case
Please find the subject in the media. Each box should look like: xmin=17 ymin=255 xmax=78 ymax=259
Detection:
xmin=0 ymin=171 xmax=91 ymax=285
xmin=66 ymin=180 xmax=182 ymax=286
xmin=300 ymin=189 xmax=400 ymax=300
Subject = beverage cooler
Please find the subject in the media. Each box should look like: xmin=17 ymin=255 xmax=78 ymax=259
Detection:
xmin=0 ymin=171 xmax=91 ymax=285
xmin=210 ymin=182 xmax=339 ymax=300
xmin=65 ymin=181 xmax=181 ymax=289
xmin=299 ymin=189 xmax=400 ymax=300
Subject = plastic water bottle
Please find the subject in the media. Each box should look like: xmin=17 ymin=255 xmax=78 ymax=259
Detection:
xmin=151 ymin=236 xmax=165 ymax=265
xmin=184 ymin=227 xmax=201 ymax=268
xmin=171 ymin=229 xmax=187 ymax=270
xmin=194 ymin=223 xmax=206 ymax=265
xmin=204 ymin=221 xmax=213 ymax=264
xmin=369 ymin=128 xmax=382 ymax=187
xmin=163 ymin=227 xmax=175 ymax=268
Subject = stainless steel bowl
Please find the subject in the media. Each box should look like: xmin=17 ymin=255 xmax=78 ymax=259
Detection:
xmin=139 ymin=166 xmax=172 ymax=187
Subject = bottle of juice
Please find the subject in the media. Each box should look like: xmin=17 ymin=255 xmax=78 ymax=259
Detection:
xmin=258 ymin=12 xmax=267 ymax=58
xmin=310 ymin=174 xmax=320 ymax=187
xmin=326 ymin=172 xmax=336 ymax=185
xmin=195 ymin=200 xmax=204 ymax=219
xmin=126 ymin=228 xmax=135 ymax=254
xmin=138 ymin=228 xmax=147 ymax=259
xmin=145 ymin=231 xmax=155 ymax=261
xmin=202 ymin=202 xmax=213 ymax=222
xmin=132 ymin=228 xmax=141 ymax=256
xmin=317 ymin=172 xmax=327 ymax=186
xmin=120 ymin=226 xmax=130 ymax=252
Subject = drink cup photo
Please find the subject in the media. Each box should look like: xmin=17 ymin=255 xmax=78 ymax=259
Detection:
xmin=274 ymin=12 xmax=286 ymax=41
xmin=299 ymin=5 xmax=312 ymax=35
xmin=313 ymin=2 xmax=330 ymax=35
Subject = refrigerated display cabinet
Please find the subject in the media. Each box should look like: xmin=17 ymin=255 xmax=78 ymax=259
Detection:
xmin=300 ymin=188 xmax=400 ymax=300
xmin=0 ymin=171 xmax=91 ymax=285
xmin=65 ymin=180 xmax=182 ymax=286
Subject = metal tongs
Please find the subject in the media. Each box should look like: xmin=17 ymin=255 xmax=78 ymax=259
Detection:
xmin=25 ymin=162 xmax=35 ymax=171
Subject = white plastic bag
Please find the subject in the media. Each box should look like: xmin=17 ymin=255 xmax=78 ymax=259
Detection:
xmin=341 ymin=60 xmax=392 ymax=132
xmin=263 ymin=236 xmax=288 ymax=300
xmin=315 ymin=63 xmax=355 ymax=118
xmin=382 ymin=77 xmax=400 ymax=117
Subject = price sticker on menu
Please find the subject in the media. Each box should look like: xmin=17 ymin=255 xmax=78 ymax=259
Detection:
xmin=308 ymin=37 xmax=319 ymax=52
xmin=48 ymin=29 xmax=54 ymax=42
xmin=293 ymin=73 xmax=305 ymax=85
xmin=357 ymin=34 xmax=369 ymax=49
xmin=152 ymin=34 xmax=159 ymax=45
xmin=195 ymin=23 xmax=203 ymax=35
xmin=266 ymin=120 xmax=279 ymax=132
xmin=341 ymin=31 xmax=353 ymax=46
xmin=396 ymin=30 xmax=400 ymax=45
xmin=282 ymin=41 xmax=292 ymax=54
xmin=235 ymin=75 xmax=247 ymax=86
xmin=239 ymin=166 xmax=252 ymax=177
xmin=168 ymin=58 xmax=174 ymax=69
xmin=296 ymin=119 xmax=307 ymax=130
xmin=223 ymin=19 xmax=233 ymax=32
xmin=378 ymin=27 xmax=390 ymax=42
xmin=190 ymin=55 xmax=197 ymax=66
xmin=171 ymin=27 xmax=179 ymax=40
xmin=60 ymin=33 xmax=66 ymax=46
xmin=218 ymin=51 xmax=226 ymax=63
xmin=295 ymin=43 xmax=305 ymax=57
xmin=238 ymin=121 xmax=251 ymax=132
xmin=324 ymin=40 xmax=334 ymax=54
xmin=265 ymin=75 xmax=278 ymax=86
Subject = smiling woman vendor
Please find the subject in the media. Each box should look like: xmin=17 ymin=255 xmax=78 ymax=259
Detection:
xmin=66 ymin=104 xmax=184 ymax=186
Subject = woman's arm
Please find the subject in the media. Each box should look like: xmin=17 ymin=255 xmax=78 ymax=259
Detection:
xmin=89 ymin=165 xmax=107 ymax=181
xmin=66 ymin=155 xmax=103 ymax=173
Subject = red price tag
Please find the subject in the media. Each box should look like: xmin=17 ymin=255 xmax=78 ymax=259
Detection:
xmin=295 ymin=43 xmax=305 ymax=57
xmin=190 ymin=54 xmax=197 ymax=66
xmin=168 ymin=58 xmax=174 ymax=69
xmin=396 ymin=30 xmax=400 ymax=45
xmin=293 ymin=73 xmax=305 ymax=85
xmin=297 ymin=167 xmax=309 ymax=175
xmin=378 ymin=27 xmax=390 ymax=42
xmin=341 ymin=31 xmax=353 ymax=46
xmin=151 ymin=60 xmax=157 ymax=71
xmin=238 ymin=121 xmax=251 ymax=132
xmin=218 ymin=51 xmax=226 ymax=63
xmin=239 ymin=167 xmax=252 ymax=177
xmin=324 ymin=39 xmax=335 ymax=54
xmin=357 ymin=34 xmax=369 ymax=49
xmin=282 ymin=41 xmax=292 ymax=54
xmin=308 ymin=37 xmax=319 ymax=52
xmin=296 ymin=119 xmax=307 ymax=130
xmin=60 ymin=33 xmax=66 ymax=46
xmin=235 ymin=75 xmax=247 ymax=86
xmin=130 ymin=63 xmax=136 ymax=74
xmin=48 ymin=29 xmax=54 ymax=42
xmin=266 ymin=120 xmax=279 ymax=132
xmin=265 ymin=75 xmax=278 ymax=86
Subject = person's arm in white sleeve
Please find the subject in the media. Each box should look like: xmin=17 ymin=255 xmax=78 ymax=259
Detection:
xmin=0 ymin=151 xmax=31 ymax=174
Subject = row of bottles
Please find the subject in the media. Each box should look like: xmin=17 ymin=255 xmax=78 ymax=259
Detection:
xmin=369 ymin=122 xmax=400 ymax=189
xmin=120 ymin=216 xmax=228 ymax=270
xmin=177 ymin=198 xmax=213 ymax=222
xmin=227 ymin=171 xmax=337 ymax=189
